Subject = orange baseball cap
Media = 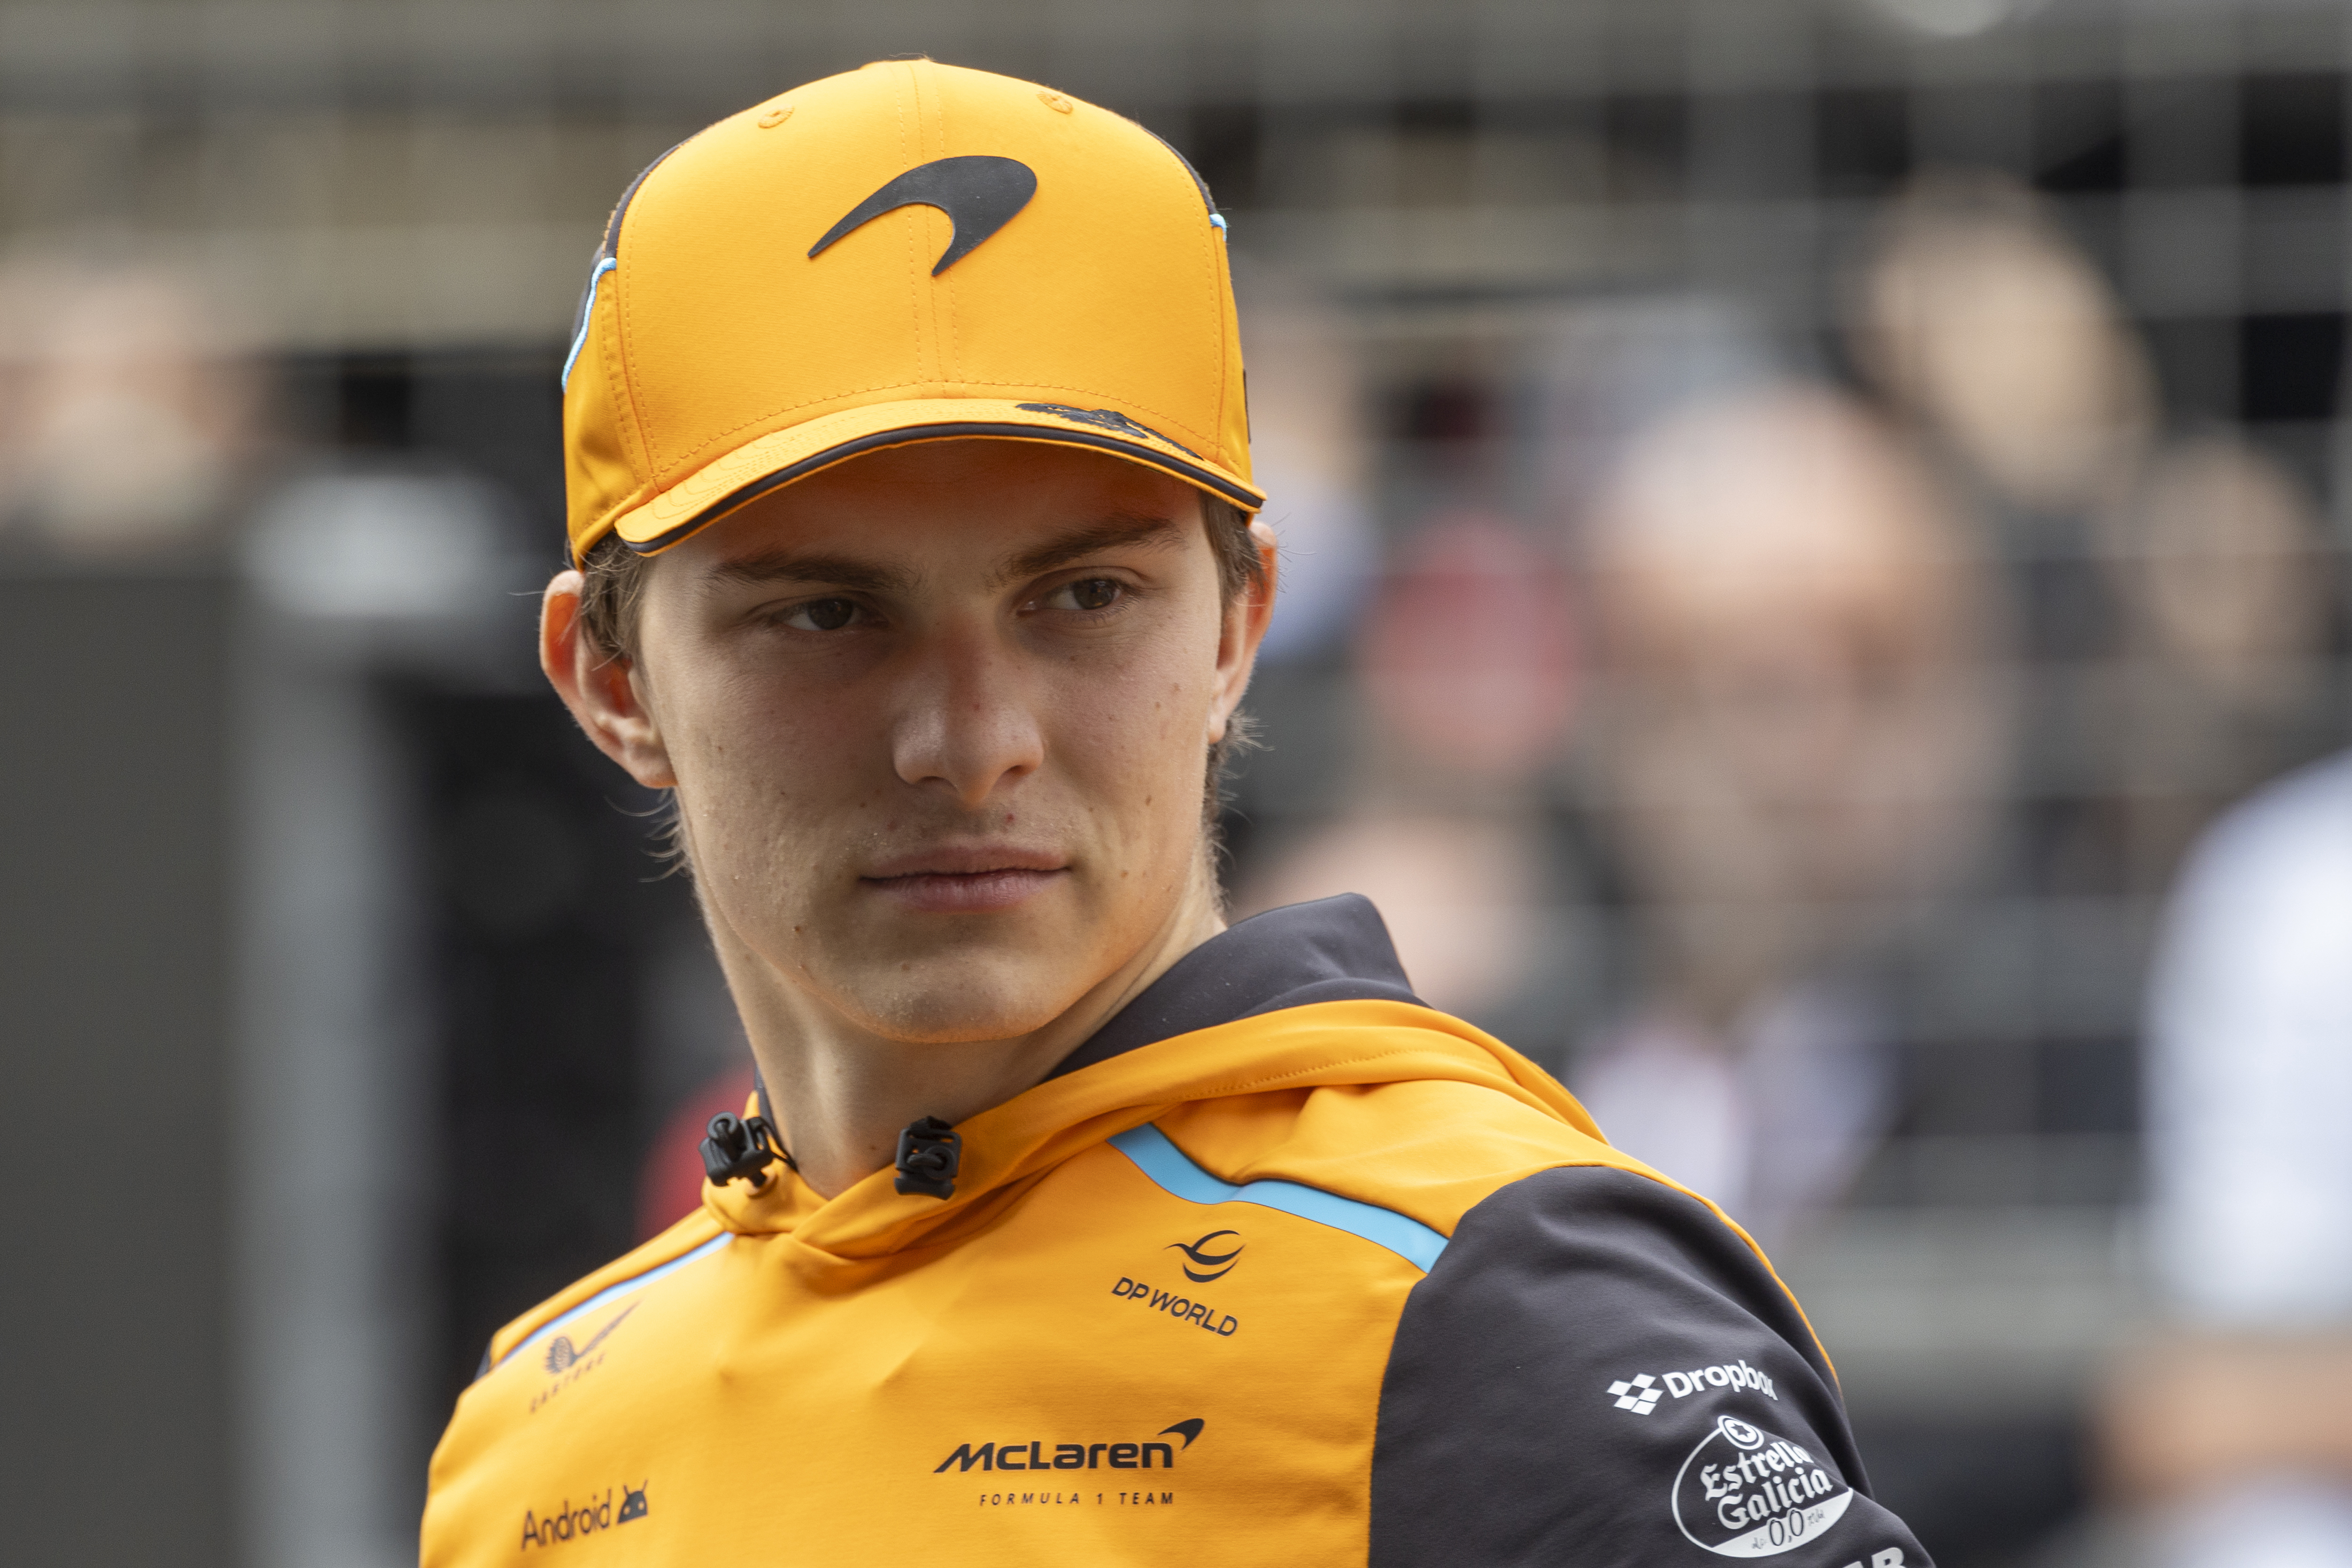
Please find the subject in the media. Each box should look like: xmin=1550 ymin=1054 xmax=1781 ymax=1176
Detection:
xmin=560 ymin=57 xmax=1262 ymax=563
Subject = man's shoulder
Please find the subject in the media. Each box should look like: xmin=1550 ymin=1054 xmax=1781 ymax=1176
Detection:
xmin=1367 ymin=1157 xmax=1929 ymax=1567
xmin=473 ymin=1206 xmax=736 ymax=1383
xmin=1152 ymin=1006 xmax=1748 ymax=1257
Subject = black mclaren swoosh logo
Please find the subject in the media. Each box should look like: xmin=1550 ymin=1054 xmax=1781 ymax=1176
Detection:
xmin=542 ymin=1301 xmax=638 ymax=1375
xmin=1166 ymin=1230 xmax=1244 ymax=1283
xmin=809 ymin=155 xmax=1038 ymax=276
xmin=1160 ymin=1419 xmax=1205 ymax=1449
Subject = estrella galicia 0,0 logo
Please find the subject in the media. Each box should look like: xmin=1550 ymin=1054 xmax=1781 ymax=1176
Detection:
xmin=1671 ymin=1415 xmax=1853 ymax=1558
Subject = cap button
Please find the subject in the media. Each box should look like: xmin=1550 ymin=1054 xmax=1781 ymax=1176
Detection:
xmin=757 ymin=104 xmax=793 ymax=129
xmin=1038 ymin=91 xmax=1074 ymax=114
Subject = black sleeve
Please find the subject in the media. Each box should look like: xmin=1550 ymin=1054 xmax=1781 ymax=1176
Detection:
xmin=1368 ymin=1166 xmax=1932 ymax=1568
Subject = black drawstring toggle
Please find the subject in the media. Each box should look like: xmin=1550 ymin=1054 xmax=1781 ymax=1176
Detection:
xmin=700 ymin=1112 xmax=795 ymax=1189
xmin=893 ymin=1116 xmax=961 ymax=1199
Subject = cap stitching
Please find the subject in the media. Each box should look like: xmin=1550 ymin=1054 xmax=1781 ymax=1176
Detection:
xmin=636 ymin=375 xmax=1221 ymax=486
xmin=600 ymin=275 xmax=653 ymax=487
xmin=1136 ymin=121 xmax=1228 ymax=463
xmin=618 ymin=205 xmax=661 ymax=473
xmin=614 ymin=424 xmax=1266 ymax=554
xmin=598 ymin=423 xmax=1267 ymax=555
xmin=1212 ymin=208 xmax=1232 ymax=470
xmin=914 ymin=60 xmax=961 ymax=392
xmin=897 ymin=68 xmax=931 ymax=390
xmin=567 ymin=131 xmax=702 ymax=531
xmin=1178 ymin=152 xmax=1222 ymax=462
xmin=946 ymin=271 xmax=965 ymax=399
xmin=1199 ymin=172 xmax=1225 ymax=465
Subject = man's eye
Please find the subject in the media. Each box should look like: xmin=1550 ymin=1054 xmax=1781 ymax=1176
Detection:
xmin=780 ymin=598 xmax=859 ymax=631
xmin=1050 ymin=578 xmax=1124 ymax=613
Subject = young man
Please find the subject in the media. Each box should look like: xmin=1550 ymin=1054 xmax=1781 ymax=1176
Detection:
xmin=422 ymin=58 xmax=1931 ymax=1567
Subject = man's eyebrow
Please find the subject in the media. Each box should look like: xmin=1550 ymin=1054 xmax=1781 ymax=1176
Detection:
xmin=997 ymin=512 xmax=1188 ymax=585
xmin=699 ymin=550 xmax=915 ymax=596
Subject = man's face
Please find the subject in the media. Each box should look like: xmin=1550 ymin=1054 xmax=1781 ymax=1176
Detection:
xmin=608 ymin=440 xmax=1261 ymax=1046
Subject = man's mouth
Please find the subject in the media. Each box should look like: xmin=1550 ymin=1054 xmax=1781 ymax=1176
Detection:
xmin=860 ymin=848 xmax=1069 ymax=914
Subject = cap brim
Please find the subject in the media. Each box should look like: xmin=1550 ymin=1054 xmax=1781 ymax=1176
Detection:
xmin=609 ymin=397 xmax=1265 ymax=555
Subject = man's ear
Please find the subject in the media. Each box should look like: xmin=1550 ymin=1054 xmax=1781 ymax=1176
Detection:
xmin=1207 ymin=519 xmax=1280 ymax=745
xmin=541 ymin=569 xmax=678 ymax=788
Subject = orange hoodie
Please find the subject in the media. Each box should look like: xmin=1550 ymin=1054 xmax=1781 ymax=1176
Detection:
xmin=421 ymin=895 xmax=1931 ymax=1567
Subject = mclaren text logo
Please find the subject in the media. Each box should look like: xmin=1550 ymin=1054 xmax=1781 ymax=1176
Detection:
xmin=937 ymin=1419 xmax=1204 ymax=1474
xmin=1611 ymin=1358 xmax=1777 ymax=1414
xmin=519 ymin=1482 xmax=647 ymax=1549
xmin=1167 ymin=1229 xmax=1244 ymax=1282
xmin=1672 ymin=1417 xmax=1852 ymax=1558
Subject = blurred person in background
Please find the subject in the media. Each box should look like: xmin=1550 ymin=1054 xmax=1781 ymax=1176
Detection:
xmin=1232 ymin=265 xmax=1380 ymax=668
xmin=1233 ymin=282 xmax=1585 ymax=1062
xmin=1855 ymin=173 xmax=2155 ymax=531
xmin=2101 ymin=747 xmax=2352 ymax=1568
xmin=1239 ymin=508 xmax=1581 ymax=1049
xmin=0 ymin=255 xmax=261 ymax=557
xmin=1854 ymin=172 xmax=2330 ymax=895
xmin=1569 ymin=383 xmax=2002 ymax=1248
xmin=2108 ymin=434 xmax=2334 ymax=872
xmin=1861 ymin=167 xmax=2349 ymax=1563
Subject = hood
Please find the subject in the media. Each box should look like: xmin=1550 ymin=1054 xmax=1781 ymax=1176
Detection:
xmin=704 ymin=895 xmax=1601 ymax=1265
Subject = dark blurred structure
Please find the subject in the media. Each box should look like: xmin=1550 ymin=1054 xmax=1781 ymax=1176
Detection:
xmin=4 ymin=3 xmax=2351 ymax=1565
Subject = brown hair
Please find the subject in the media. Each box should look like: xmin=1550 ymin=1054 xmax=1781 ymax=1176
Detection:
xmin=573 ymin=492 xmax=1264 ymax=876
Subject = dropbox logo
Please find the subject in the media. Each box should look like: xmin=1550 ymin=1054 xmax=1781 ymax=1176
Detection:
xmin=1609 ymin=1374 xmax=1666 ymax=1414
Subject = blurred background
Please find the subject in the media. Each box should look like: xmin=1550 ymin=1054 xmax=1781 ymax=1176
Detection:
xmin=5 ymin=0 xmax=2351 ymax=1563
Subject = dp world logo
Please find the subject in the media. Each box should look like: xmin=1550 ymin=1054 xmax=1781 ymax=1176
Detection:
xmin=1166 ymin=1230 xmax=1244 ymax=1283
xmin=1609 ymin=1374 xmax=1664 ymax=1414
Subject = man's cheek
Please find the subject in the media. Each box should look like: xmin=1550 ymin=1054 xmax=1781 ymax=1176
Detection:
xmin=1055 ymin=710 xmax=1188 ymax=830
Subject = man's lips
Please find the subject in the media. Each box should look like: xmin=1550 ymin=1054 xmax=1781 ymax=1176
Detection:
xmin=859 ymin=846 xmax=1069 ymax=914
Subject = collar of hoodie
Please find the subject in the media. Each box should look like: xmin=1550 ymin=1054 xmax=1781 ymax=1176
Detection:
xmin=705 ymin=895 xmax=1598 ymax=1261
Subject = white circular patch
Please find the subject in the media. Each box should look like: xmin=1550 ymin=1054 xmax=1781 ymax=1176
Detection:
xmin=1670 ymin=1414 xmax=1855 ymax=1558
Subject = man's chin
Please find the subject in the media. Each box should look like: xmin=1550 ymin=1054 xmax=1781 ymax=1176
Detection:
xmin=810 ymin=929 xmax=1109 ymax=1046
xmin=833 ymin=978 xmax=1085 ymax=1047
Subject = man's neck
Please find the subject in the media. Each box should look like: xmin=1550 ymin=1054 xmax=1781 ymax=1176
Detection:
xmin=710 ymin=872 xmax=1228 ymax=1199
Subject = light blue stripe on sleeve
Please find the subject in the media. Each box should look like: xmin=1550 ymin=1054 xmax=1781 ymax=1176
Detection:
xmin=1108 ymin=1122 xmax=1448 ymax=1273
xmin=559 ymin=256 xmax=619 ymax=391
xmin=500 ymin=1231 xmax=732 ymax=1370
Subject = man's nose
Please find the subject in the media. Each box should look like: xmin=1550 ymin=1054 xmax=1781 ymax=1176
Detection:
xmin=889 ymin=630 xmax=1045 ymax=808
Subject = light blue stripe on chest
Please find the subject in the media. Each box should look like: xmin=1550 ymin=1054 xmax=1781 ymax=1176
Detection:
xmin=1108 ymin=1122 xmax=1449 ymax=1273
xmin=499 ymin=1231 xmax=732 ymax=1371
